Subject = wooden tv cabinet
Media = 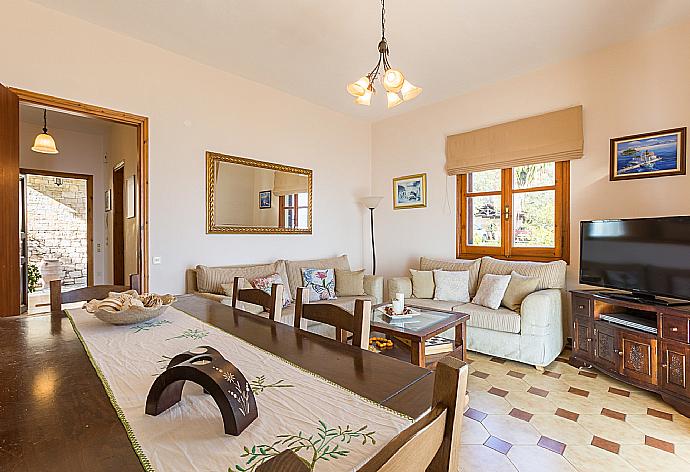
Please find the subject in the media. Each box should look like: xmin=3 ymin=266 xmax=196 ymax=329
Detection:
xmin=569 ymin=290 xmax=690 ymax=417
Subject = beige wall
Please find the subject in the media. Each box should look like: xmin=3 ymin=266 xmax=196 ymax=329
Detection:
xmin=104 ymin=123 xmax=139 ymax=284
xmin=370 ymin=19 xmax=690 ymax=296
xmin=19 ymin=122 xmax=107 ymax=284
xmin=2 ymin=0 xmax=371 ymax=294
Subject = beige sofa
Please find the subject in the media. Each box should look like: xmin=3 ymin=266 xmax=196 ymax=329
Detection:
xmin=388 ymin=256 xmax=567 ymax=368
xmin=185 ymin=255 xmax=383 ymax=337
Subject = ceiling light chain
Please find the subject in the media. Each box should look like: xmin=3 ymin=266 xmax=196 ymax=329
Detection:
xmin=347 ymin=0 xmax=422 ymax=108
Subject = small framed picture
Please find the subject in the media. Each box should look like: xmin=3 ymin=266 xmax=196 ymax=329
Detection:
xmin=393 ymin=173 xmax=427 ymax=209
xmin=105 ymin=189 xmax=112 ymax=212
xmin=610 ymin=127 xmax=686 ymax=181
xmin=126 ymin=175 xmax=136 ymax=219
xmin=259 ymin=190 xmax=272 ymax=209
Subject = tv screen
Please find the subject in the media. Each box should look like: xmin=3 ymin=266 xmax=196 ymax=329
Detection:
xmin=580 ymin=216 xmax=690 ymax=301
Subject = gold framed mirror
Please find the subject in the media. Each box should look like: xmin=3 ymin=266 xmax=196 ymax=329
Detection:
xmin=206 ymin=152 xmax=312 ymax=234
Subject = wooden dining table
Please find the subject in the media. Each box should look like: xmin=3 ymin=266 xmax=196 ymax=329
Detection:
xmin=0 ymin=294 xmax=434 ymax=471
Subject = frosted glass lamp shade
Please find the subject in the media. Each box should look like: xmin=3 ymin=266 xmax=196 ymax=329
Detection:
xmin=382 ymin=69 xmax=405 ymax=92
xmin=386 ymin=91 xmax=403 ymax=108
xmin=347 ymin=76 xmax=370 ymax=97
xmin=355 ymin=89 xmax=373 ymax=106
xmin=31 ymin=133 xmax=59 ymax=154
xmin=360 ymin=196 xmax=383 ymax=209
xmin=400 ymin=80 xmax=422 ymax=101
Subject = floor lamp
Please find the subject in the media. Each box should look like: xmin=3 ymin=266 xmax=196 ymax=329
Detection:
xmin=361 ymin=196 xmax=383 ymax=275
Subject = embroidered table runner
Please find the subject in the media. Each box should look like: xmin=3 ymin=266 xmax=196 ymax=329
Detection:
xmin=66 ymin=306 xmax=412 ymax=472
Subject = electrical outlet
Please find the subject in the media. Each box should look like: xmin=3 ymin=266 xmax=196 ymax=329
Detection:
xmin=152 ymin=256 xmax=162 ymax=265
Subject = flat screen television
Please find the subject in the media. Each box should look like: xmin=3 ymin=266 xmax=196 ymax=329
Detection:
xmin=580 ymin=216 xmax=690 ymax=303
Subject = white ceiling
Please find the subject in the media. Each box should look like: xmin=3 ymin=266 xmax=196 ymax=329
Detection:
xmin=29 ymin=0 xmax=690 ymax=122
xmin=20 ymin=103 xmax=114 ymax=135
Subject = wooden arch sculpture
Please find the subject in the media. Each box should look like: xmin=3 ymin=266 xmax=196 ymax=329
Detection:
xmin=145 ymin=346 xmax=258 ymax=435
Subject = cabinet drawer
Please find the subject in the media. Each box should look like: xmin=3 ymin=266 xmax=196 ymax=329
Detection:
xmin=661 ymin=315 xmax=690 ymax=344
xmin=572 ymin=295 xmax=592 ymax=317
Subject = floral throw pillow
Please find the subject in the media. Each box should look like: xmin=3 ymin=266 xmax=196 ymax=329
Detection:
xmin=301 ymin=268 xmax=337 ymax=302
xmin=250 ymin=273 xmax=291 ymax=308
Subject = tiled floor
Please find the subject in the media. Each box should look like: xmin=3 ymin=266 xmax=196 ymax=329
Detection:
xmin=460 ymin=350 xmax=690 ymax=471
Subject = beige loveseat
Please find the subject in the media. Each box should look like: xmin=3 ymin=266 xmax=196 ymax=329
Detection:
xmin=388 ymin=256 xmax=567 ymax=368
xmin=185 ymin=255 xmax=383 ymax=337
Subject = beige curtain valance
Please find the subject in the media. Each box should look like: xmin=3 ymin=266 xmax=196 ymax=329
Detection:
xmin=272 ymin=171 xmax=309 ymax=196
xmin=445 ymin=105 xmax=583 ymax=175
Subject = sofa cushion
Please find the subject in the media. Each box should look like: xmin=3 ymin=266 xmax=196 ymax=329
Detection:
xmin=433 ymin=269 xmax=470 ymax=302
xmin=410 ymin=269 xmax=434 ymax=298
xmin=502 ymin=271 xmax=539 ymax=313
xmin=302 ymin=268 xmax=337 ymax=301
xmin=419 ymin=257 xmax=482 ymax=296
xmin=459 ymin=303 xmax=522 ymax=334
xmin=196 ymin=260 xmax=289 ymax=295
xmin=286 ymin=255 xmax=350 ymax=300
xmin=472 ymin=274 xmax=511 ymax=309
xmin=279 ymin=295 xmax=375 ymax=328
xmin=335 ymin=269 xmax=366 ymax=297
xmin=478 ymin=256 xmax=566 ymax=290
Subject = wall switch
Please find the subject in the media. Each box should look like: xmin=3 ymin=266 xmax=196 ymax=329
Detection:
xmin=152 ymin=256 xmax=162 ymax=265
xmin=96 ymin=243 xmax=101 ymax=253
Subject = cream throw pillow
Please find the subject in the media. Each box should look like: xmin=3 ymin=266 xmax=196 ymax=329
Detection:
xmin=472 ymin=274 xmax=511 ymax=309
xmin=502 ymin=271 xmax=539 ymax=313
xmin=335 ymin=269 xmax=366 ymax=296
xmin=432 ymin=270 xmax=470 ymax=302
xmin=410 ymin=269 xmax=435 ymax=299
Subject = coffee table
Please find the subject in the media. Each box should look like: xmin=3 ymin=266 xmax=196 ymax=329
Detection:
xmin=371 ymin=303 xmax=470 ymax=367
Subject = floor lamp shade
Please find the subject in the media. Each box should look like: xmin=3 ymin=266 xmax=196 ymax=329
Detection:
xmin=361 ymin=196 xmax=383 ymax=209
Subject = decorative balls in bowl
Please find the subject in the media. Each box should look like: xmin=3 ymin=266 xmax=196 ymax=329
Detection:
xmin=85 ymin=290 xmax=176 ymax=325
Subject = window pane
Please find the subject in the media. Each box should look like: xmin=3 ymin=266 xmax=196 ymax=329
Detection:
xmin=467 ymin=195 xmax=501 ymax=246
xmin=513 ymin=190 xmax=555 ymax=247
xmin=285 ymin=209 xmax=294 ymax=228
xmin=468 ymin=169 xmax=501 ymax=193
xmin=513 ymin=163 xmax=555 ymax=190
xmin=297 ymin=208 xmax=308 ymax=229
xmin=286 ymin=195 xmax=294 ymax=206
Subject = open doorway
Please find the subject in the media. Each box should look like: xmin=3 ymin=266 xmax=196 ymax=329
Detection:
xmin=21 ymin=170 xmax=92 ymax=314
xmin=0 ymin=85 xmax=149 ymax=316
xmin=112 ymin=164 xmax=125 ymax=285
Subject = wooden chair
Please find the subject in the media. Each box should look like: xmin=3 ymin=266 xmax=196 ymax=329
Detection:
xmin=230 ymin=276 xmax=284 ymax=321
xmin=257 ymin=355 xmax=469 ymax=472
xmin=50 ymin=274 xmax=141 ymax=314
xmin=294 ymin=287 xmax=371 ymax=349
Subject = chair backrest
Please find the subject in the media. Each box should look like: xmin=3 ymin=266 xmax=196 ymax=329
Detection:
xmin=294 ymin=287 xmax=371 ymax=349
xmin=256 ymin=356 xmax=469 ymax=472
xmin=231 ymin=276 xmax=283 ymax=321
xmin=50 ymin=274 xmax=141 ymax=314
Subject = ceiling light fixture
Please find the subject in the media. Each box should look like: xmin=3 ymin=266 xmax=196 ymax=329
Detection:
xmin=31 ymin=109 xmax=59 ymax=154
xmin=347 ymin=0 xmax=422 ymax=108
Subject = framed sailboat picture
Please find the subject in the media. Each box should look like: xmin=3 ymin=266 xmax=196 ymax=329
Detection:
xmin=610 ymin=127 xmax=686 ymax=181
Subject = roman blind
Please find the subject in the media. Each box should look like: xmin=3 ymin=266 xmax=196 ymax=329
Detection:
xmin=272 ymin=171 xmax=309 ymax=196
xmin=445 ymin=105 xmax=583 ymax=175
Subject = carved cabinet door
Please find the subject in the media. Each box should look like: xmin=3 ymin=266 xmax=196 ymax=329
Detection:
xmin=573 ymin=316 xmax=594 ymax=360
xmin=594 ymin=322 xmax=617 ymax=371
xmin=618 ymin=330 xmax=657 ymax=386
xmin=660 ymin=340 xmax=690 ymax=397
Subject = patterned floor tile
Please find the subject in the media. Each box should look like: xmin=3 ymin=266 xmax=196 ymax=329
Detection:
xmin=458 ymin=351 xmax=690 ymax=472
xmin=483 ymin=415 xmax=541 ymax=445
xmin=484 ymin=435 xmax=513 ymax=454
xmin=619 ymin=444 xmax=690 ymax=471
xmin=508 ymin=445 xmax=576 ymax=471
xmin=458 ymin=444 xmax=517 ymax=472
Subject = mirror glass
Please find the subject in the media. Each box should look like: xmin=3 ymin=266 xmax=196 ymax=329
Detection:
xmin=207 ymin=152 xmax=312 ymax=234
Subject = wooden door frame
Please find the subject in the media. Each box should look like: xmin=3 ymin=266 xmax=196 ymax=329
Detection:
xmin=21 ymin=168 xmax=95 ymax=286
xmin=10 ymin=88 xmax=149 ymax=293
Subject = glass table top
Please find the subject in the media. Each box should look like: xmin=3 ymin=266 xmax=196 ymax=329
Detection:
xmin=371 ymin=304 xmax=461 ymax=334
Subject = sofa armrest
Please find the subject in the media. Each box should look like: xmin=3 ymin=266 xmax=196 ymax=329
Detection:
xmin=520 ymin=289 xmax=563 ymax=337
xmin=387 ymin=277 xmax=412 ymax=302
xmin=363 ymin=275 xmax=384 ymax=305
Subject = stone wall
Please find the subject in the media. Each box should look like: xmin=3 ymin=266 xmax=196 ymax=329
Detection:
xmin=27 ymin=175 xmax=88 ymax=286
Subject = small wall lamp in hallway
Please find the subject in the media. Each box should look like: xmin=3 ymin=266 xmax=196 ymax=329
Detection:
xmin=31 ymin=109 xmax=59 ymax=155
xmin=360 ymin=196 xmax=383 ymax=275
